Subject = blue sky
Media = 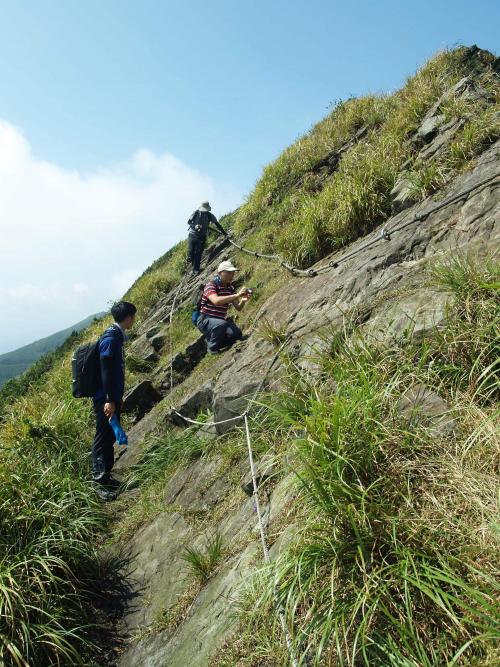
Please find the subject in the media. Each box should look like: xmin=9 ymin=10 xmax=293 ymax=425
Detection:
xmin=0 ymin=0 xmax=498 ymax=352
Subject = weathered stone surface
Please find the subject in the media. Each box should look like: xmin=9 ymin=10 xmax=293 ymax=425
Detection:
xmin=155 ymin=335 xmax=207 ymax=392
xmin=418 ymin=118 xmax=466 ymax=161
xmin=113 ymin=399 xmax=166 ymax=471
xmin=241 ymin=454 xmax=277 ymax=496
xmin=114 ymin=133 xmax=498 ymax=666
xmin=364 ymin=288 xmax=450 ymax=342
xmin=117 ymin=454 xmax=299 ymax=667
xmin=119 ymin=542 xmax=260 ymax=667
xmin=391 ymin=173 xmax=418 ymax=214
xmin=168 ymin=381 xmax=214 ymax=426
xmin=149 ymin=332 xmax=167 ymax=352
xmin=145 ymin=325 xmax=162 ymax=339
xmin=397 ymin=384 xmax=456 ymax=436
xmin=417 ymin=114 xmax=446 ymax=142
xmin=122 ymin=380 xmax=162 ymax=422
xmin=129 ymin=333 xmax=157 ymax=363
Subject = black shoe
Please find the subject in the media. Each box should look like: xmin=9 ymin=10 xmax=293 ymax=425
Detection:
xmin=97 ymin=474 xmax=121 ymax=488
xmin=95 ymin=485 xmax=118 ymax=502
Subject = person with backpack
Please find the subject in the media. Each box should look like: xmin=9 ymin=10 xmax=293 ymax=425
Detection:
xmin=187 ymin=201 xmax=227 ymax=275
xmin=91 ymin=301 xmax=136 ymax=500
xmin=196 ymin=260 xmax=251 ymax=353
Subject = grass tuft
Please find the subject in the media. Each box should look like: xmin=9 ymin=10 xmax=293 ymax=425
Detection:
xmin=182 ymin=532 xmax=224 ymax=583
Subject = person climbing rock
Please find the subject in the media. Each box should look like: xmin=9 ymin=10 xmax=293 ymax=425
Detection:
xmin=197 ymin=260 xmax=251 ymax=353
xmin=92 ymin=301 xmax=136 ymax=501
xmin=187 ymin=201 xmax=227 ymax=275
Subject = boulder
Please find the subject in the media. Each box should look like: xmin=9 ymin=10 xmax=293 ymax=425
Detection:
xmin=122 ymin=380 xmax=163 ymax=423
xmin=397 ymin=384 xmax=456 ymax=436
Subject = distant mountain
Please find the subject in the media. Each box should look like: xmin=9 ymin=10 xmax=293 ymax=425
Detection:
xmin=0 ymin=313 xmax=105 ymax=388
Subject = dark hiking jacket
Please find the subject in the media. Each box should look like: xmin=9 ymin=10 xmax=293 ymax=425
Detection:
xmin=187 ymin=209 xmax=226 ymax=240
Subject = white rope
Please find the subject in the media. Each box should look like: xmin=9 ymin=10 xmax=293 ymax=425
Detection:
xmin=244 ymin=415 xmax=299 ymax=667
xmin=170 ymin=407 xmax=247 ymax=427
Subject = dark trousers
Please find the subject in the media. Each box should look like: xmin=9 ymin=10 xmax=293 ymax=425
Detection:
xmin=197 ymin=315 xmax=243 ymax=352
xmin=92 ymin=399 xmax=120 ymax=483
xmin=188 ymin=235 xmax=206 ymax=272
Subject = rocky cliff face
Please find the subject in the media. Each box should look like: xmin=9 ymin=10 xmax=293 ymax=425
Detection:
xmin=108 ymin=53 xmax=499 ymax=667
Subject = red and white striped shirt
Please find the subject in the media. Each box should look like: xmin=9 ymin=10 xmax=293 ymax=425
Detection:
xmin=200 ymin=280 xmax=235 ymax=319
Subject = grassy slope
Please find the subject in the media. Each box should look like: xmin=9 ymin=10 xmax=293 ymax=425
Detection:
xmin=0 ymin=46 xmax=498 ymax=666
xmin=209 ymin=257 xmax=499 ymax=667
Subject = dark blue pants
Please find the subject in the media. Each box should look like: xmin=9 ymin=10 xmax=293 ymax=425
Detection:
xmin=188 ymin=235 xmax=206 ymax=272
xmin=92 ymin=400 xmax=121 ymax=483
xmin=197 ymin=315 xmax=242 ymax=352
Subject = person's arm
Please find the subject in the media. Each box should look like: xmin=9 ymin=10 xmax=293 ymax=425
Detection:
xmin=187 ymin=211 xmax=198 ymax=231
xmin=99 ymin=338 xmax=118 ymax=417
xmin=233 ymin=290 xmax=251 ymax=311
xmin=209 ymin=213 xmax=227 ymax=237
xmin=206 ymin=285 xmax=247 ymax=306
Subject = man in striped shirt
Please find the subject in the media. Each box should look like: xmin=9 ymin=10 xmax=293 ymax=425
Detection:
xmin=197 ymin=260 xmax=251 ymax=353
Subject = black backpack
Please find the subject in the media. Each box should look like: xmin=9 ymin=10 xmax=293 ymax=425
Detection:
xmin=188 ymin=210 xmax=211 ymax=237
xmin=71 ymin=340 xmax=101 ymax=398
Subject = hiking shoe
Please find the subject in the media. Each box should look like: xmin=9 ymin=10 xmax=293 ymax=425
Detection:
xmin=95 ymin=486 xmax=118 ymax=502
xmin=96 ymin=474 xmax=121 ymax=489
xmin=102 ymin=475 xmax=121 ymax=488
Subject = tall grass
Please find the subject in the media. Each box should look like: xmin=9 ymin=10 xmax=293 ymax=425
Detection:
xmin=232 ymin=47 xmax=499 ymax=266
xmin=0 ymin=317 xmax=118 ymax=666
xmin=183 ymin=532 xmax=224 ymax=583
xmin=0 ymin=394 xmax=104 ymax=665
xmin=219 ymin=255 xmax=499 ymax=666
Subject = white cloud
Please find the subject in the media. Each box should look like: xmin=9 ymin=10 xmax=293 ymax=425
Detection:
xmin=0 ymin=120 xmax=242 ymax=353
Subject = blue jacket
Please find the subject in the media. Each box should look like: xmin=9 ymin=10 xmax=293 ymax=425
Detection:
xmin=93 ymin=324 xmax=126 ymax=403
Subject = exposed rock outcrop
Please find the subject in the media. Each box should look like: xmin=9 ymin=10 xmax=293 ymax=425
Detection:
xmin=104 ymin=44 xmax=500 ymax=664
xmin=112 ymin=137 xmax=498 ymax=666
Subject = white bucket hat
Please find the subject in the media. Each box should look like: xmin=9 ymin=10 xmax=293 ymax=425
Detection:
xmin=199 ymin=201 xmax=211 ymax=211
xmin=217 ymin=260 xmax=239 ymax=273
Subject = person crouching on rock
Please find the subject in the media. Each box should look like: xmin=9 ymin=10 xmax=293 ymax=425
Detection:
xmin=187 ymin=201 xmax=227 ymax=276
xmin=197 ymin=260 xmax=251 ymax=353
xmin=92 ymin=301 xmax=136 ymax=501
